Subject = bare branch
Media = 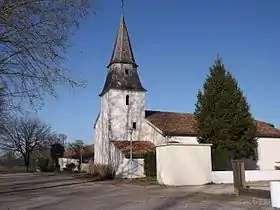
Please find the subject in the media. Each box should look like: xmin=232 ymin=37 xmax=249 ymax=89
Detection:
xmin=0 ymin=0 xmax=93 ymax=110
xmin=68 ymin=139 xmax=84 ymax=159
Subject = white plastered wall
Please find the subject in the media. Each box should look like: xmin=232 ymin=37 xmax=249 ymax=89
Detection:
xmin=156 ymin=143 xmax=212 ymax=186
xmin=257 ymin=137 xmax=280 ymax=170
xmin=109 ymin=143 xmax=145 ymax=178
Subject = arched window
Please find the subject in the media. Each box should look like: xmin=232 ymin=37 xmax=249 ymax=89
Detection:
xmin=125 ymin=69 xmax=129 ymax=75
xmin=126 ymin=95 xmax=129 ymax=105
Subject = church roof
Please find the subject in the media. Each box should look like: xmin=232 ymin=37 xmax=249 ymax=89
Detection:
xmin=99 ymin=66 xmax=146 ymax=96
xmin=145 ymin=110 xmax=280 ymax=138
xmin=107 ymin=15 xmax=137 ymax=68
xmin=111 ymin=141 xmax=155 ymax=156
xmin=99 ymin=15 xmax=146 ymax=96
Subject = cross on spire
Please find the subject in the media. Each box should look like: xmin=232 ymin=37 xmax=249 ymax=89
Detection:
xmin=121 ymin=0 xmax=124 ymax=14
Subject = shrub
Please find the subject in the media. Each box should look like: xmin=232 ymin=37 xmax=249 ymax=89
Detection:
xmin=63 ymin=163 xmax=76 ymax=172
xmin=88 ymin=164 xmax=115 ymax=181
xmin=212 ymin=149 xmax=231 ymax=171
xmin=36 ymin=157 xmax=55 ymax=172
xmin=37 ymin=157 xmax=49 ymax=172
xmin=125 ymin=154 xmax=145 ymax=159
xmin=144 ymin=152 xmax=156 ymax=178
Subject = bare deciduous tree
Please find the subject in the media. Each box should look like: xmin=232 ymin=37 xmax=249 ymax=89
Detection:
xmin=0 ymin=117 xmax=54 ymax=171
xmin=0 ymin=0 xmax=93 ymax=110
xmin=68 ymin=139 xmax=84 ymax=159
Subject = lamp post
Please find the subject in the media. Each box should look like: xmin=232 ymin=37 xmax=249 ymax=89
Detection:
xmin=79 ymin=147 xmax=83 ymax=172
xmin=128 ymin=127 xmax=133 ymax=181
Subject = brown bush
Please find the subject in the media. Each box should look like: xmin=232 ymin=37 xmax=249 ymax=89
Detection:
xmin=88 ymin=164 xmax=115 ymax=181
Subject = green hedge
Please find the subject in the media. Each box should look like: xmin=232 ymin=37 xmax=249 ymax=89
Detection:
xmin=124 ymin=154 xmax=145 ymax=159
xmin=212 ymin=149 xmax=231 ymax=171
xmin=144 ymin=152 xmax=156 ymax=178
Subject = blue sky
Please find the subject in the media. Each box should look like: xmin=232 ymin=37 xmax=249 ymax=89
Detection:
xmin=37 ymin=0 xmax=280 ymax=144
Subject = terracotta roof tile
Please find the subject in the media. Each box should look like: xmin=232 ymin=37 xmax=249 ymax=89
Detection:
xmin=111 ymin=141 xmax=155 ymax=155
xmin=255 ymin=121 xmax=280 ymax=138
xmin=145 ymin=110 xmax=196 ymax=136
xmin=64 ymin=144 xmax=94 ymax=159
xmin=145 ymin=110 xmax=280 ymax=138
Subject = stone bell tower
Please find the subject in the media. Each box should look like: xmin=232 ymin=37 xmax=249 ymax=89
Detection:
xmin=94 ymin=14 xmax=146 ymax=164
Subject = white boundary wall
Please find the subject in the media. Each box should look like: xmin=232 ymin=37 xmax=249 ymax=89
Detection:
xmin=110 ymin=143 xmax=145 ymax=179
xmin=157 ymin=143 xmax=212 ymax=186
xmin=212 ymin=170 xmax=280 ymax=184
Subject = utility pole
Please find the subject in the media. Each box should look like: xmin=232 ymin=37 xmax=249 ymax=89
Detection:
xmin=80 ymin=147 xmax=83 ymax=163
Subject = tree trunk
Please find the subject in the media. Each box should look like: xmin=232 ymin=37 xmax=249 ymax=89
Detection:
xmin=24 ymin=155 xmax=30 ymax=172
xmin=55 ymin=157 xmax=59 ymax=171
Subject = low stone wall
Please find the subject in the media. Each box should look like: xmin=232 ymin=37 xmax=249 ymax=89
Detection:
xmin=58 ymin=158 xmax=79 ymax=171
xmin=58 ymin=158 xmax=89 ymax=172
xmin=115 ymin=158 xmax=145 ymax=179
xmin=212 ymin=170 xmax=280 ymax=184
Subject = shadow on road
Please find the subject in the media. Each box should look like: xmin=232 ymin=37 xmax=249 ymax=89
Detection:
xmin=0 ymin=173 xmax=93 ymax=195
xmin=0 ymin=180 xmax=92 ymax=195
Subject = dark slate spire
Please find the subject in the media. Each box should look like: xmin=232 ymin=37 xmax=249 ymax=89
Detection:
xmin=99 ymin=15 xmax=146 ymax=96
xmin=107 ymin=15 xmax=137 ymax=68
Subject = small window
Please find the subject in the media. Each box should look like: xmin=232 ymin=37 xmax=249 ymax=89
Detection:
xmin=126 ymin=95 xmax=129 ymax=105
xmin=125 ymin=69 xmax=129 ymax=75
xmin=132 ymin=122 xmax=136 ymax=129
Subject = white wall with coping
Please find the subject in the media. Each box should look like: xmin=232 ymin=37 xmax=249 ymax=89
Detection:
xmin=157 ymin=143 xmax=212 ymax=186
xmin=109 ymin=142 xmax=145 ymax=179
xmin=257 ymin=138 xmax=280 ymax=170
xmin=211 ymin=137 xmax=280 ymax=184
xmin=156 ymin=136 xmax=280 ymax=172
xmin=212 ymin=170 xmax=280 ymax=184
xmin=115 ymin=158 xmax=145 ymax=178
xmin=58 ymin=158 xmax=79 ymax=171
xmin=169 ymin=136 xmax=198 ymax=144
xmin=94 ymin=114 xmax=110 ymax=165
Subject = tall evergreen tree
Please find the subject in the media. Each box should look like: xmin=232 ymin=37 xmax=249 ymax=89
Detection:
xmin=194 ymin=58 xmax=257 ymax=159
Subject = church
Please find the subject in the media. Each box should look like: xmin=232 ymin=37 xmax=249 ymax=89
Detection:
xmin=93 ymin=15 xmax=280 ymax=178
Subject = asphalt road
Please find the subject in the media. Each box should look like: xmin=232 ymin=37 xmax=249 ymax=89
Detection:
xmin=0 ymin=173 xmax=273 ymax=210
